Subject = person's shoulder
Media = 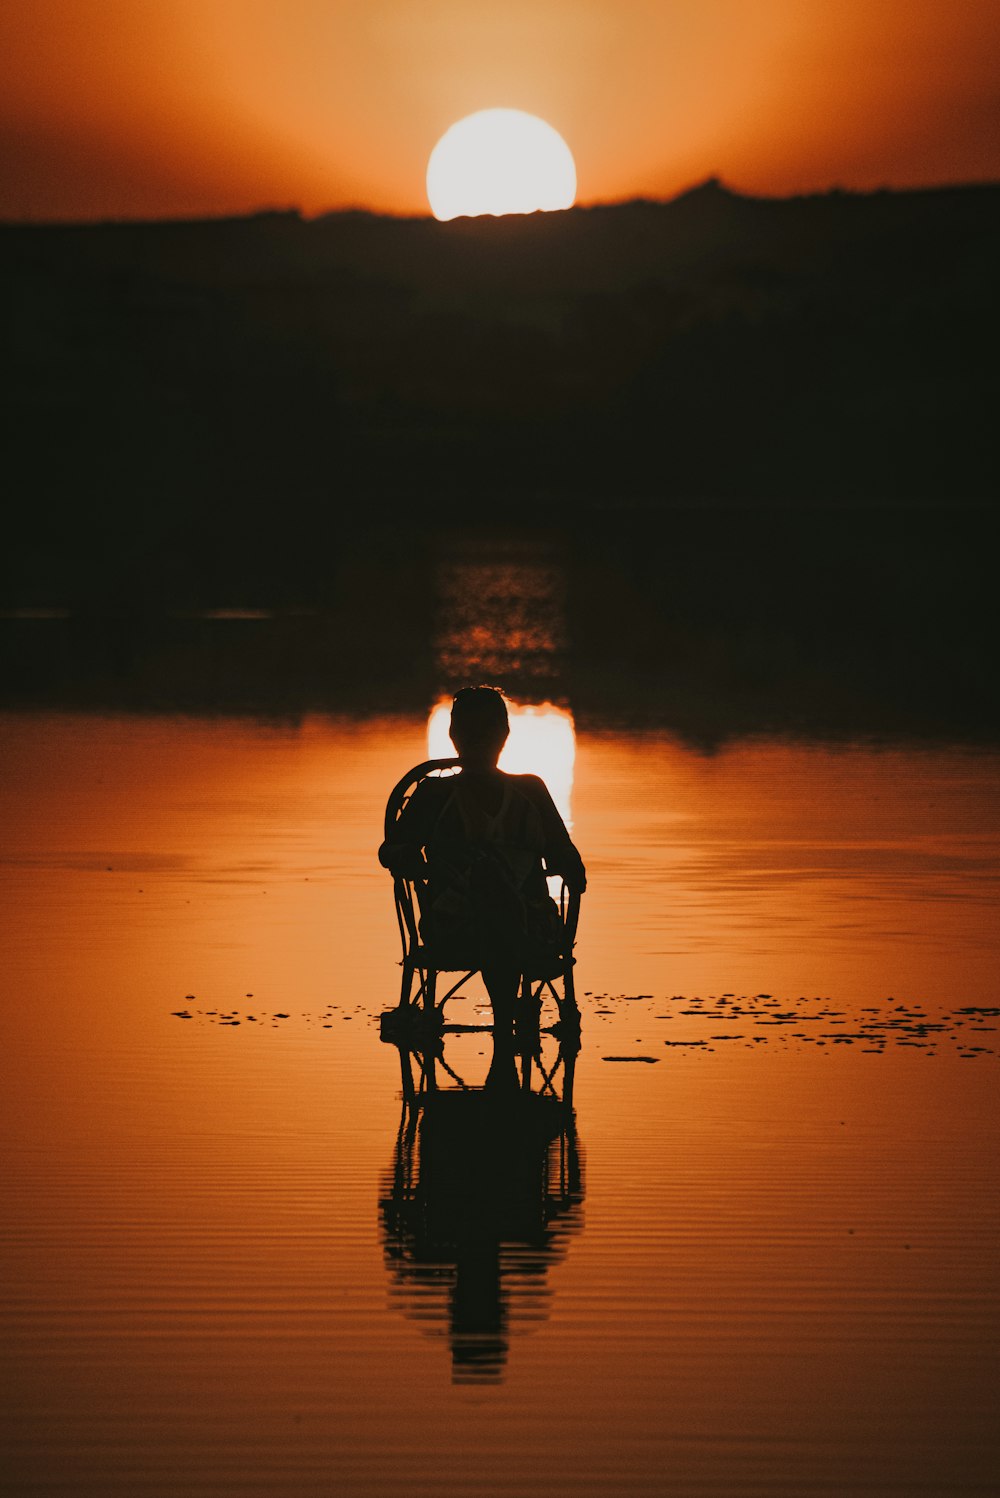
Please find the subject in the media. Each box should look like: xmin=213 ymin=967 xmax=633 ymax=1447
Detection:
xmin=507 ymin=772 xmax=552 ymax=802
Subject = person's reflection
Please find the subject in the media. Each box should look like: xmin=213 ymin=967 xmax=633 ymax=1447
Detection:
xmin=380 ymin=1027 xmax=584 ymax=1383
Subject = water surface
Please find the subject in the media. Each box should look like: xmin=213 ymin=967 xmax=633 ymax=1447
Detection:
xmin=2 ymin=713 xmax=998 ymax=1496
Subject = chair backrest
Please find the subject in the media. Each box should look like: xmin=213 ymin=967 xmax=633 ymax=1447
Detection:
xmin=384 ymin=758 xmax=461 ymax=843
xmin=385 ymin=759 xmax=461 ymax=955
xmin=384 ymin=758 xmax=581 ymax=966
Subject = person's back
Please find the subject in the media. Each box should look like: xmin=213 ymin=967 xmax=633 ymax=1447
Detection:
xmin=379 ymin=687 xmax=585 ymax=1024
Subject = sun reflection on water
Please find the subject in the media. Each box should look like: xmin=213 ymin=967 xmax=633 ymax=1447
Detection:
xmin=427 ymin=698 xmax=576 ymax=828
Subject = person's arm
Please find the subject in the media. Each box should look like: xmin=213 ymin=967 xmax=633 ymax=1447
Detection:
xmin=523 ymin=776 xmax=587 ymax=893
xmin=378 ymin=779 xmax=439 ymax=879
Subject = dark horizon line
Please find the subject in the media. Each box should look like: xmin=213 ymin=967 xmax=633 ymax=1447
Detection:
xmin=3 ymin=174 xmax=999 ymax=232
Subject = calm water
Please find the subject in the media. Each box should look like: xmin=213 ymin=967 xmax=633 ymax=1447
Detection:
xmin=2 ymin=711 xmax=999 ymax=1497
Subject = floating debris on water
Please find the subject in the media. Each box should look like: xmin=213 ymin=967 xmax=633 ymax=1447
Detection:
xmin=165 ymin=990 xmax=996 ymax=1059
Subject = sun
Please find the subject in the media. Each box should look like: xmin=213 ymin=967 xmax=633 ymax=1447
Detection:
xmin=426 ymin=109 xmax=576 ymax=222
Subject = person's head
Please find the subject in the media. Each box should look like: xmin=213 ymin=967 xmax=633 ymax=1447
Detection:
xmin=449 ymin=685 xmax=509 ymax=768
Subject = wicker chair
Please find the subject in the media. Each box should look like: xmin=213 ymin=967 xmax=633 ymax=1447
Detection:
xmin=382 ymin=758 xmax=581 ymax=1030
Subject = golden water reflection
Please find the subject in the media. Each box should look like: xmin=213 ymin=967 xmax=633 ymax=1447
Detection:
xmin=1 ymin=713 xmax=998 ymax=1495
xmin=434 ymin=541 xmax=566 ymax=697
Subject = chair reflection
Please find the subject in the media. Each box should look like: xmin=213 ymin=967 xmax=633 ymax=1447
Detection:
xmin=379 ymin=1027 xmax=584 ymax=1384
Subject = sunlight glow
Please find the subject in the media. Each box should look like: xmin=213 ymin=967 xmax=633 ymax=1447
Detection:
xmin=427 ymin=698 xmax=576 ymax=827
xmin=426 ymin=109 xmax=576 ymax=222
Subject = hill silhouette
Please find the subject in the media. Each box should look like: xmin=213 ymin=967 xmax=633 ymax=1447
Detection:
xmin=1 ymin=184 xmax=997 ymax=743
xmin=3 ymin=181 xmax=998 ymax=603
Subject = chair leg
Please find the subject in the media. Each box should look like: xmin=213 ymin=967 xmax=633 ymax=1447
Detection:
xmin=398 ymin=959 xmax=415 ymax=1012
xmin=515 ymin=972 xmax=542 ymax=1042
xmin=557 ymin=961 xmax=580 ymax=1026
xmin=423 ymin=968 xmax=437 ymax=1017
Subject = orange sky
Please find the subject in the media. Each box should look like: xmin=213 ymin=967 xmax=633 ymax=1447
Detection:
xmin=1 ymin=0 xmax=998 ymax=221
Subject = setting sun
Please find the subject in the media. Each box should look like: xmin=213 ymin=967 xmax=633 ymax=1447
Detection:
xmin=426 ymin=109 xmax=576 ymax=222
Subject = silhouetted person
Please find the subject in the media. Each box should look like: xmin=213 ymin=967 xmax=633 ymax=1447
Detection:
xmin=379 ymin=686 xmax=586 ymax=1029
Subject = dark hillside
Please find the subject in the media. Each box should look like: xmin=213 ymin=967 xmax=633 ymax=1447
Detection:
xmin=2 ymin=182 xmax=998 ymax=605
